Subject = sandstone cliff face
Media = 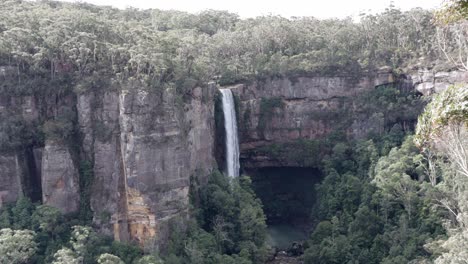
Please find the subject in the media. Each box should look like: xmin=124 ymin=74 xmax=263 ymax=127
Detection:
xmin=0 ymin=94 xmax=41 ymax=206
xmin=0 ymin=66 xmax=465 ymax=247
xmin=228 ymin=69 xmax=467 ymax=168
xmin=0 ymin=80 xmax=216 ymax=247
xmin=0 ymin=154 xmax=21 ymax=207
xmin=228 ymin=72 xmax=392 ymax=168
xmin=77 ymin=83 xmax=216 ymax=246
xmin=230 ymin=75 xmax=386 ymax=141
xmin=41 ymin=140 xmax=80 ymax=214
xmin=411 ymin=69 xmax=468 ymax=96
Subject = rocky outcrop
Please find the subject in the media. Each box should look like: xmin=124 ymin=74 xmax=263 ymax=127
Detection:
xmin=41 ymin=140 xmax=80 ymax=214
xmin=0 ymin=154 xmax=21 ymax=207
xmin=83 ymin=91 xmax=125 ymax=238
xmin=0 ymin=149 xmax=43 ymax=207
xmin=228 ymin=71 xmax=395 ymax=168
xmin=411 ymin=69 xmax=468 ymax=96
xmin=77 ymin=83 xmax=217 ymax=246
xmin=229 ymin=69 xmax=466 ymax=168
xmin=0 ymin=94 xmax=42 ymax=206
xmin=230 ymin=76 xmax=373 ymax=142
xmin=0 ymin=65 xmax=465 ymax=247
xmin=0 ymin=76 xmax=217 ymax=247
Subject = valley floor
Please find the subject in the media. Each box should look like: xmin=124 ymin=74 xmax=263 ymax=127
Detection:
xmin=267 ymin=254 xmax=303 ymax=264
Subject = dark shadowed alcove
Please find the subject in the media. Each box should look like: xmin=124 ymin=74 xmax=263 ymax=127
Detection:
xmin=246 ymin=166 xmax=323 ymax=249
xmin=247 ymin=167 xmax=322 ymax=225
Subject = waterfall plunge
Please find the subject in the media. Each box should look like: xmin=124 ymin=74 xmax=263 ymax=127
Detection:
xmin=220 ymin=89 xmax=240 ymax=177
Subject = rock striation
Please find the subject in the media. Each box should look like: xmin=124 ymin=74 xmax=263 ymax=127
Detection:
xmin=228 ymin=69 xmax=467 ymax=168
xmin=78 ymin=83 xmax=217 ymax=246
xmin=410 ymin=69 xmax=468 ymax=96
xmin=0 ymin=80 xmax=217 ymax=247
xmin=41 ymin=140 xmax=80 ymax=214
xmin=0 ymin=67 xmax=465 ymax=247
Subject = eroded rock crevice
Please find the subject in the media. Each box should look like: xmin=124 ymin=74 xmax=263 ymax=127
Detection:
xmin=85 ymin=84 xmax=217 ymax=246
xmin=0 ymin=68 xmax=465 ymax=248
xmin=18 ymin=147 xmax=42 ymax=203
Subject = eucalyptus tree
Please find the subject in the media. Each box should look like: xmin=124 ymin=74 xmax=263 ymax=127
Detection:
xmin=0 ymin=228 xmax=37 ymax=264
xmin=97 ymin=253 xmax=125 ymax=264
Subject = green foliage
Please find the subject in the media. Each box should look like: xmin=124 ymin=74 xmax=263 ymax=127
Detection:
xmin=435 ymin=0 xmax=468 ymax=24
xmin=166 ymin=171 xmax=267 ymax=264
xmin=31 ymin=205 xmax=63 ymax=234
xmin=257 ymin=139 xmax=321 ymax=166
xmin=97 ymin=253 xmax=125 ymax=264
xmin=258 ymin=97 xmax=284 ymax=137
xmin=0 ymin=199 xmax=74 ymax=264
xmin=357 ymin=84 xmax=424 ymax=134
xmin=372 ymin=137 xmax=425 ymax=219
xmin=133 ymin=255 xmax=165 ymax=264
xmin=52 ymin=247 xmax=80 ymax=264
xmin=78 ymin=160 xmax=94 ymax=223
xmin=50 ymin=226 xmax=142 ymax=264
xmin=0 ymin=1 xmax=448 ymax=95
xmin=0 ymin=2 xmax=463 ymax=263
xmin=415 ymin=84 xmax=468 ymax=148
xmin=0 ymin=228 xmax=37 ymax=264
xmin=42 ymin=105 xmax=76 ymax=141
xmin=11 ymin=197 xmax=34 ymax=230
xmin=414 ymin=85 xmax=468 ymax=263
xmin=0 ymin=205 xmax=12 ymax=228
xmin=109 ymin=241 xmax=143 ymax=264
xmin=305 ymin=134 xmax=444 ymax=264
xmin=0 ymin=113 xmax=42 ymax=152
xmin=0 ymin=200 xmax=141 ymax=264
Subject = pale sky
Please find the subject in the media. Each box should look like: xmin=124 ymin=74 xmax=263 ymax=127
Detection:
xmin=61 ymin=0 xmax=443 ymax=19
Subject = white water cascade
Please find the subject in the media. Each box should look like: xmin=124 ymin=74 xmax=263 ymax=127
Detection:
xmin=220 ymin=89 xmax=240 ymax=177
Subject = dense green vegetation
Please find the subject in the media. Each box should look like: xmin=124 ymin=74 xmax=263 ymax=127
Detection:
xmin=302 ymin=83 xmax=467 ymax=264
xmin=414 ymin=84 xmax=468 ymax=263
xmin=0 ymin=198 xmax=144 ymax=263
xmin=0 ymin=1 xmax=467 ymax=264
xmin=0 ymin=0 xmax=462 ymax=153
xmin=0 ymin=171 xmax=268 ymax=264
xmin=242 ymin=82 xmax=465 ymax=263
xmin=304 ymin=135 xmax=445 ymax=263
xmin=164 ymin=172 xmax=268 ymax=264
xmin=2 ymin=121 xmax=464 ymax=264
xmin=0 ymin=0 xmax=458 ymax=95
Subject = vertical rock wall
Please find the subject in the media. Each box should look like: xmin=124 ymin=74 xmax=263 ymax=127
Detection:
xmin=411 ymin=69 xmax=468 ymax=96
xmin=229 ymin=69 xmax=467 ymax=168
xmin=0 ymin=95 xmax=41 ymax=206
xmin=1 ymin=66 xmax=464 ymax=248
xmin=41 ymin=140 xmax=80 ymax=214
xmin=77 ymin=83 xmax=217 ymax=246
xmin=0 ymin=79 xmax=217 ymax=248
xmin=228 ymin=73 xmax=394 ymax=167
xmin=0 ymin=155 xmax=21 ymax=207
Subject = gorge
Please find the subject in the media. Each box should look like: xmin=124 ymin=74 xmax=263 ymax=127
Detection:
xmin=1 ymin=67 xmax=466 ymax=245
xmin=0 ymin=1 xmax=467 ymax=263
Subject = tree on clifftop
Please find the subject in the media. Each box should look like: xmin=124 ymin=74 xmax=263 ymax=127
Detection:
xmin=416 ymin=84 xmax=468 ymax=263
xmin=434 ymin=0 xmax=468 ymax=71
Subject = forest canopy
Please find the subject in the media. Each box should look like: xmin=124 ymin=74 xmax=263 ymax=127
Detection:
xmin=0 ymin=1 xmax=467 ymax=264
xmin=0 ymin=0 xmax=462 ymax=95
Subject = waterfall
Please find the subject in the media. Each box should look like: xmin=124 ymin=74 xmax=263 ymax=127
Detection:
xmin=220 ymin=89 xmax=240 ymax=177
